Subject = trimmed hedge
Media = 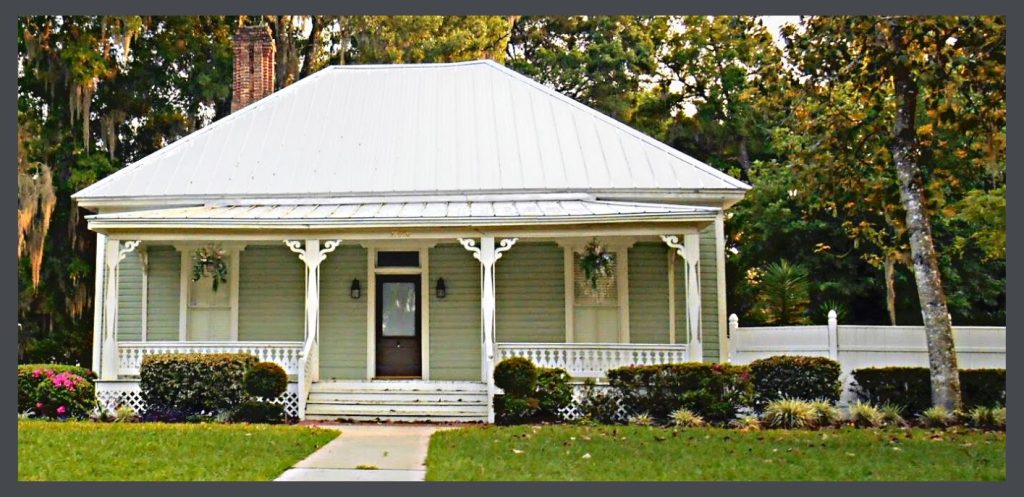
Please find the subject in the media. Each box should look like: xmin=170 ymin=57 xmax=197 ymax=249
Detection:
xmin=494 ymin=357 xmax=537 ymax=396
xmin=230 ymin=400 xmax=285 ymax=424
xmin=607 ymin=363 xmax=752 ymax=423
xmin=851 ymin=367 xmax=1005 ymax=414
xmin=244 ymin=362 xmax=288 ymax=399
xmin=535 ymin=367 xmax=573 ymax=421
xmin=18 ymin=364 xmax=96 ymax=413
xmin=140 ymin=353 xmax=258 ymax=417
xmin=749 ymin=355 xmax=842 ymax=410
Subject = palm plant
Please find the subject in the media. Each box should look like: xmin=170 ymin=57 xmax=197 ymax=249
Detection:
xmin=750 ymin=260 xmax=811 ymax=325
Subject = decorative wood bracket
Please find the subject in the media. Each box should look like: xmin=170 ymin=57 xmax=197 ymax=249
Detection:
xmin=660 ymin=235 xmax=686 ymax=259
xmin=285 ymin=239 xmax=342 ymax=269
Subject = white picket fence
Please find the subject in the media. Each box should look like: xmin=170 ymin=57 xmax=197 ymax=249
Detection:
xmin=728 ymin=312 xmax=1006 ymax=404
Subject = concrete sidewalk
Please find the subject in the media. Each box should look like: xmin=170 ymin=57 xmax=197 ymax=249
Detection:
xmin=275 ymin=424 xmax=449 ymax=482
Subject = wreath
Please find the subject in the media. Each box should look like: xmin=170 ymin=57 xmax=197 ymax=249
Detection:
xmin=578 ymin=238 xmax=614 ymax=289
xmin=191 ymin=245 xmax=228 ymax=291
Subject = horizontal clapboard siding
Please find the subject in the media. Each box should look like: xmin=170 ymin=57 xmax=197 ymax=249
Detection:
xmin=116 ymin=252 xmax=143 ymax=341
xmin=429 ymin=244 xmax=480 ymax=381
xmin=700 ymin=225 xmax=720 ymax=363
xmin=628 ymin=242 xmax=670 ymax=344
xmin=238 ymin=246 xmax=304 ymax=341
xmin=320 ymin=246 xmax=369 ymax=380
xmin=496 ymin=242 xmax=565 ymax=343
xmin=145 ymin=246 xmax=180 ymax=340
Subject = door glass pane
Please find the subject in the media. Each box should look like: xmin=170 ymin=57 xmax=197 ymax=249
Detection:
xmin=381 ymin=282 xmax=417 ymax=337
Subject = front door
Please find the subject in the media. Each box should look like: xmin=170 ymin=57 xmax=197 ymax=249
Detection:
xmin=375 ymin=275 xmax=422 ymax=377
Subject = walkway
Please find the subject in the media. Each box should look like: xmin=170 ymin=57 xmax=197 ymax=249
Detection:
xmin=275 ymin=424 xmax=448 ymax=482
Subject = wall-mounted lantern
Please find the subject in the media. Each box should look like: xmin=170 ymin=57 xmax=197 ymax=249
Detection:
xmin=350 ymin=279 xmax=362 ymax=299
xmin=436 ymin=278 xmax=447 ymax=299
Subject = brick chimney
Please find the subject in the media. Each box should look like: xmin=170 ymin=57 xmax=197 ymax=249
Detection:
xmin=231 ymin=25 xmax=276 ymax=113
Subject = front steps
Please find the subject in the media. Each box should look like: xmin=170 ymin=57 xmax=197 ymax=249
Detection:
xmin=304 ymin=380 xmax=488 ymax=423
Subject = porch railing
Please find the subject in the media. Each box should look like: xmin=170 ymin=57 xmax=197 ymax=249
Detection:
xmin=496 ymin=343 xmax=689 ymax=379
xmin=296 ymin=332 xmax=318 ymax=420
xmin=116 ymin=341 xmax=303 ymax=377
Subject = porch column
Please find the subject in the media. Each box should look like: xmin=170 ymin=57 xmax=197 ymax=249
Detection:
xmin=285 ymin=239 xmax=341 ymax=383
xmin=661 ymin=234 xmax=702 ymax=362
xmin=91 ymin=233 xmax=106 ymax=373
xmin=459 ymin=236 xmax=517 ymax=423
xmin=100 ymin=239 xmax=141 ymax=380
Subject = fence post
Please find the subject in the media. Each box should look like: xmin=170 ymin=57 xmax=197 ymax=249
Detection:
xmin=827 ymin=310 xmax=838 ymax=360
xmin=727 ymin=314 xmax=739 ymax=362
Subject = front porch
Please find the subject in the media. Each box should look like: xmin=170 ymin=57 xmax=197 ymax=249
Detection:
xmin=90 ymin=212 xmax=725 ymax=421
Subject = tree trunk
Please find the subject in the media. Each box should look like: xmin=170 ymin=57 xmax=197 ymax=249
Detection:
xmin=299 ymin=16 xmax=325 ymax=79
xmin=889 ymin=25 xmax=961 ymax=411
xmin=883 ymin=255 xmax=897 ymax=326
xmin=737 ymin=135 xmax=752 ymax=183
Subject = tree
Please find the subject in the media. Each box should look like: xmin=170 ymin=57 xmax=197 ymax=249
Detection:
xmin=748 ymin=260 xmax=811 ymax=325
xmin=780 ymin=16 xmax=1005 ymax=410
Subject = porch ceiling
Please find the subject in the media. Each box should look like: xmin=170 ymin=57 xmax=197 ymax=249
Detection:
xmin=86 ymin=197 xmax=720 ymax=230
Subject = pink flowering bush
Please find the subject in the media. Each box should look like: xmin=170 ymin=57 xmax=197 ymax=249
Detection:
xmin=32 ymin=370 xmax=96 ymax=419
xmin=17 ymin=364 xmax=96 ymax=413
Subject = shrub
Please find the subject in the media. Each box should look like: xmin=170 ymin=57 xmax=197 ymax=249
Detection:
xmin=967 ymin=406 xmax=1003 ymax=430
xmin=140 ymin=353 xmax=258 ymax=417
xmin=32 ymin=371 xmax=96 ymax=419
xmin=848 ymin=401 xmax=883 ymax=428
xmin=808 ymin=399 xmax=841 ymax=427
xmin=879 ymin=402 xmax=906 ymax=427
xmin=18 ymin=364 xmax=96 ymax=413
xmin=628 ymin=412 xmax=655 ymax=426
xmin=114 ymin=405 xmax=139 ymax=423
xmin=669 ymin=408 xmax=705 ymax=428
xmin=493 ymin=394 xmax=539 ymax=425
xmin=749 ymin=355 xmax=842 ymax=410
xmin=918 ymin=406 xmax=955 ymax=428
xmin=729 ymin=416 xmax=762 ymax=431
xmin=992 ymin=407 xmax=1007 ymax=430
xmin=230 ymin=400 xmax=285 ymax=424
xmin=607 ymin=362 xmax=752 ymax=423
xmin=535 ymin=368 xmax=572 ymax=421
xmin=761 ymin=398 xmax=817 ymax=429
xmin=850 ymin=367 xmax=1005 ymax=414
xmin=493 ymin=357 xmax=538 ymax=396
xmin=244 ymin=362 xmax=288 ymax=399
xmin=140 ymin=405 xmax=188 ymax=423
xmin=577 ymin=379 xmax=622 ymax=424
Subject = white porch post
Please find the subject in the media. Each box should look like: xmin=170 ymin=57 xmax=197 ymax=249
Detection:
xmin=91 ymin=233 xmax=107 ymax=373
xmin=661 ymin=234 xmax=702 ymax=362
xmin=459 ymin=236 xmax=517 ymax=424
xmin=100 ymin=239 xmax=141 ymax=380
xmin=285 ymin=239 xmax=341 ymax=384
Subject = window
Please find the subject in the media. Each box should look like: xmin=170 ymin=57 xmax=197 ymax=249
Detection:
xmin=573 ymin=252 xmax=620 ymax=343
xmin=376 ymin=251 xmax=420 ymax=268
xmin=178 ymin=246 xmax=241 ymax=341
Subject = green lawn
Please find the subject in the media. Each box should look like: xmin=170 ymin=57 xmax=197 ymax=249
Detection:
xmin=18 ymin=420 xmax=338 ymax=481
xmin=426 ymin=424 xmax=1005 ymax=481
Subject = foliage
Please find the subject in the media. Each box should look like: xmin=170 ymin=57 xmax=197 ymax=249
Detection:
xmin=230 ymin=400 xmax=286 ymax=424
xmin=139 ymin=352 xmax=258 ymax=417
xmin=18 ymin=364 xmax=96 ymax=412
xmin=808 ymin=399 xmax=841 ymax=427
xmin=607 ymin=363 xmax=752 ymax=423
xmin=426 ymin=425 xmax=1006 ymax=481
xmin=729 ymin=416 xmax=761 ymax=431
xmin=850 ymin=367 xmax=1005 ymax=414
xmin=748 ymin=355 xmax=842 ymax=410
xmin=967 ymin=406 xmax=1004 ymax=431
xmin=577 ymin=238 xmax=614 ymax=289
xmin=878 ymin=402 xmax=906 ymax=427
xmin=748 ymin=260 xmax=811 ymax=325
xmin=32 ymin=371 xmax=96 ymax=419
xmin=493 ymin=394 xmax=539 ymax=426
xmin=18 ymin=420 xmax=339 ymax=481
xmin=191 ymin=245 xmax=229 ymax=292
xmin=493 ymin=357 xmax=538 ymax=396
xmin=244 ymin=362 xmax=288 ymax=399
xmin=535 ymin=368 xmax=572 ymax=421
xmin=113 ymin=405 xmax=139 ymax=422
xmin=760 ymin=398 xmax=817 ymax=429
xmin=669 ymin=407 xmax=705 ymax=428
xmin=627 ymin=412 xmax=655 ymax=426
xmin=848 ymin=401 xmax=883 ymax=428
xmin=577 ymin=378 xmax=622 ymax=424
xmin=918 ymin=406 xmax=955 ymax=428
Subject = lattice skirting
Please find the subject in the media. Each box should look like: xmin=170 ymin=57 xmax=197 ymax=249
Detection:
xmin=555 ymin=383 xmax=629 ymax=422
xmin=95 ymin=381 xmax=300 ymax=419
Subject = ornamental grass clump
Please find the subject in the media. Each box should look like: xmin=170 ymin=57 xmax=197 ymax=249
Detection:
xmin=879 ymin=402 xmax=907 ymax=427
xmin=809 ymin=399 xmax=841 ymax=427
xmin=729 ymin=415 xmax=762 ymax=431
xmin=967 ymin=406 xmax=1004 ymax=430
xmin=848 ymin=401 xmax=883 ymax=428
xmin=761 ymin=398 xmax=817 ymax=429
xmin=918 ymin=406 xmax=956 ymax=428
xmin=669 ymin=408 xmax=705 ymax=428
xmin=628 ymin=412 xmax=655 ymax=426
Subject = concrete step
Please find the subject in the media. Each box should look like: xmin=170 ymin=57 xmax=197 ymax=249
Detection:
xmin=310 ymin=380 xmax=486 ymax=394
xmin=304 ymin=412 xmax=487 ymax=423
xmin=307 ymin=394 xmax=486 ymax=405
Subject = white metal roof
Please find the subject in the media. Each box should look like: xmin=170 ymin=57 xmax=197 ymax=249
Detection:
xmin=86 ymin=198 xmax=719 ymax=228
xmin=74 ymin=60 xmax=748 ymax=207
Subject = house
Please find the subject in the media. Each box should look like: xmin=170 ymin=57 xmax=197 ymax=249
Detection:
xmin=74 ymin=26 xmax=750 ymax=422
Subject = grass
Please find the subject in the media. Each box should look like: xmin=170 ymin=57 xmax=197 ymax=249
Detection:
xmin=18 ymin=420 xmax=338 ymax=481
xmin=426 ymin=424 xmax=1005 ymax=481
